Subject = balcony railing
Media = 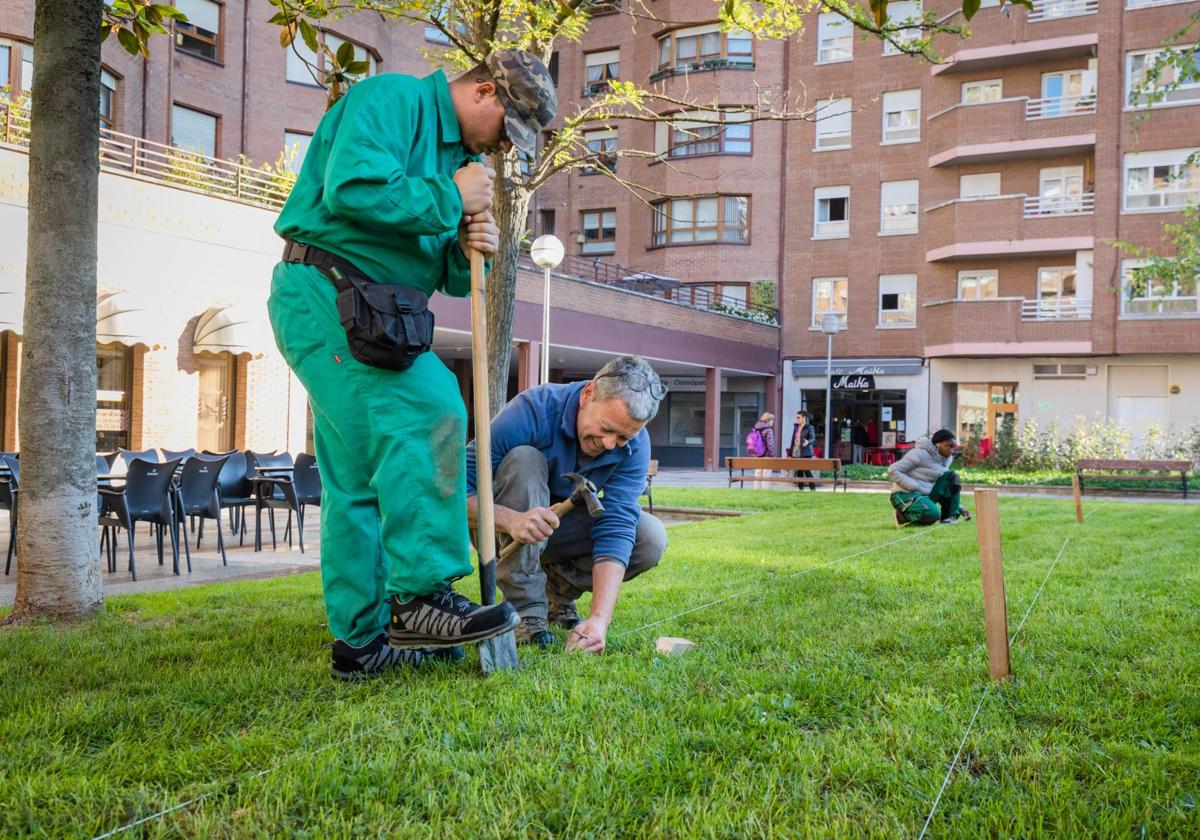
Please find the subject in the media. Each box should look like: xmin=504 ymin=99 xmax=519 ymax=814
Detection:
xmin=1 ymin=98 xmax=294 ymax=211
xmin=1023 ymin=192 xmax=1096 ymax=216
xmin=648 ymin=58 xmax=755 ymax=83
xmin=517 ymin=252 xmax=779 ymax=324
xmin=1021 ymin=298 xmax=1093 ymax=320
xmin=1126 ymin=0 xmax=1190 ymax=7
xmin=1025 ymin=94 xmax=1097 ymax=119
xmin=1028 ymin=0 xmax=1099 ymax=21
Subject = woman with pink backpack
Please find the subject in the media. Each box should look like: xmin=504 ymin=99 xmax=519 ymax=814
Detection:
xmin=746 ymin=412 xmax=777 ymax=488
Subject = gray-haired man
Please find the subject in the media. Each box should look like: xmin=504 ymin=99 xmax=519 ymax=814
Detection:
xmin=466 ymin=356 xmax=668 ymax=654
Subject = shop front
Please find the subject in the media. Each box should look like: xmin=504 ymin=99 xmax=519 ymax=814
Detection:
xmin=783 ymin=358 xmax=928 ymax=463
xmin=644 ymin=374 xmax=768 ymax=467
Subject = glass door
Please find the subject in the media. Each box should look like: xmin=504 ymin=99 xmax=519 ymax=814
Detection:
xmin=1039 ymin=165 xmax=1084 ymax=213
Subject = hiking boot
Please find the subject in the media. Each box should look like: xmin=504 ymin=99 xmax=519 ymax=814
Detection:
xmin=938 ymin=515 xmax=961 ymax=525
xmin=514 ymin=616 xmax=555 ymax=648
xmin=893 ymin=508 xmax=910 ymax=528
xmin=389 ymin=588 xmax=519 ymax=649
xmin=548 ymin=601 xmax=582 ymax=630
xmin=331 ymin=633 xmax=464 ymax=682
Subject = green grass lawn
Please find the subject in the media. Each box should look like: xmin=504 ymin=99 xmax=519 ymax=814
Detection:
xmin=2 ymin=490 xmax=1198 ymax=838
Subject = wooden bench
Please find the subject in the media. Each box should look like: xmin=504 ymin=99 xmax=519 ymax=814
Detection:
xmin=641 ymin=459 xmax=659 ymax=514
xmin=726 ymin=457 xmax=847 ymax=491
xmin=1076 ymin=459 xmax=1191 ymax=499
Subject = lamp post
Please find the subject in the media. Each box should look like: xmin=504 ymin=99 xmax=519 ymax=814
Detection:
xmin=820 ymin=313 xmax=841 ymax=461
xmin=530 ymin=235 xmax=564 ymax=385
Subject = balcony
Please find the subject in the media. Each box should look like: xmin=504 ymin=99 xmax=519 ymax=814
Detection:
xmin=1027 ymin=0 xmax=1099 ymax=22
xmin=1024 ymin=94 xmax=1096 ymax=120
xmin=648 ymin=58 xmax=755 ymax=84
xmin=928 ymin=98 xmax=1096 ymax=166
xmin=925 ymin=194 xmax=1095 ymax=260
xmin=1021 ymin=297 xmax=1093 ymax=320
xmin=922 ymin=298 xmax=1095 ymax=356
xmin=931 ymin=33 xmax=1098 ymax=76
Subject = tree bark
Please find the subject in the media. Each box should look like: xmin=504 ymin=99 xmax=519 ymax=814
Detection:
xmin=8 ymin=0 xmax=105 ymax=621
xmin=485 ymin=153 xmax=531 ymax=418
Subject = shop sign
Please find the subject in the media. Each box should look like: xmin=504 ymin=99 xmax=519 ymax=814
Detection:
xmin=830 ymin=373 xmax=875 ymax=390
xmin=791 ymin=357 xmax=924 ymax=377
xmin=662 ymin=376 xmax=706 ymax=392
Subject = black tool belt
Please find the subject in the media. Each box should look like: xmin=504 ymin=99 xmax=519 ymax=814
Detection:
xmin=281 ymin=238 xmax=433 ymax=372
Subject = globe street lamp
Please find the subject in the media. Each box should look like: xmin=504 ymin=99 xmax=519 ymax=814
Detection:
xmin=530 ymin=235 xmax=565 ymax=385
xmin=820 ymin=313 xmax=841 ymax=462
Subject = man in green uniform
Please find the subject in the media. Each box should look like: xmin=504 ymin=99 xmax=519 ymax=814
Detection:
xmin=268 ymin=51 xmax=557 ymax=680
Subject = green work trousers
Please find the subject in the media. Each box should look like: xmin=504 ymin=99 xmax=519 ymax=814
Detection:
xmin=890 ymin=471 xmax=963 ymax=526
xmin=268 ymin=261 xmax=472 ymax=646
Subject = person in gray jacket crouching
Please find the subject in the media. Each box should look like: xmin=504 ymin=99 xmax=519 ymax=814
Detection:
xmin=887 ymin=429 xmax=973 ymax=526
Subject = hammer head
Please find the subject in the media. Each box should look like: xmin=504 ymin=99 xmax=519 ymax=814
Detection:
xmin=562 ymin=472 xmax=604 ymax=518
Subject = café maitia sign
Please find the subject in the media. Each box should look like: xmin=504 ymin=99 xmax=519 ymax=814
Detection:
xmin=790 ymin=358 xmax=926 ymax=392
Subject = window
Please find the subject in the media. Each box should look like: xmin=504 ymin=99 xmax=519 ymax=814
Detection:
xmin=537 ymin=209 xmax=555 ymax=237
xmin=881 ymin=1 xmax=922 ymax=56
xmin=197 ymin=353 xmax=236 ymax=453
xmin=882 ymin=89 xmax=920 ymax=143
xmin=1038 ymin=266 xmax=1077 ymax=303
xmin=19 ymin=44 xmax=31 ymax=94
xmin=584 ymin=49 xmax=619 ymax=95
xmin=1038 ymin=165 xmax=1085 ymax=213
xmin=0 ymin=41 xmax=33 ymax=95
xmin=960 ymin=172 xmax=1001 ymax=199
xmin=815 ymin=97 xmax=852 ymax=150
xmin=723 ymin=284 xmax=748 ymax=306
xmin=325 ymin=33 xmax=376 ymax=81
xmin=958 ymin=269 xmax=999 ymax=300
xmin=666 ymin=111 xmax=751 ymax=157
xmin=286 ymin=31 xmax=375 ymax=84
xmin=175 ymin=0 xmax=221 ymax=61
xmin=581 ymin=209 xmax=617 ymax=254
xmin=962 ymin=79 xmax=1002 ymax=104
xmin=655 ymin=25 xmax=753 ymax=71
xmin=96 ymin=345 xmax=133 ymax=452
xmin=814 ymin=186 xmax=849 ymax=238
xmin=1126 ymin=48 xmax=1200 ymax=108
xmin=99 ymin=69 xmax=117 ymax=130
xmin=0 ymin=44 xmax=9 ymax=91
xmin=1039 ymin=68 xmax=1095 ymax=116
xmin=879 ymin=274 xmax=917 ymax=326
xmin=652 ymin=195 xmax=749 ymax=246
xmin=817 ymin=13 xmax=852 ymax=63
xmin=812 ymin=277 xmax=848 ymax=327
xmin=284 ymin=131 xmax=312 ymax=174
xmin=582 ymin=129 xmax=617 ymax=174
xmin=1123 ymin=149 xmax=1200 ymax=211
xmin=171 ymin=104 xmax=217 ymax=157
xmin=880 ymin=180 xmax=919 ymax=233
xmin=1121 ymin=260 xmax=1198 ymax=316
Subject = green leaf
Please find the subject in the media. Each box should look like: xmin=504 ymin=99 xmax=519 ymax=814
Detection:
xmin=335 ymin=39 xmax=355 ymax=68
xmin=298 ymin=18 xmax=319 ymax=53
xmin=345 ymin=60 xmax=370 ymax=75
xmin=155 ymin=4 xmax=188 ymax=20
xmin=962 ymin=0 xmax=981 ymax=19
xmin=871 ymin=0 xmax=888 ymax=27
xmin=266 ymin=11 xmax=291 ymax=25
xmin=116 ymin=26 xmax=140 ymax=55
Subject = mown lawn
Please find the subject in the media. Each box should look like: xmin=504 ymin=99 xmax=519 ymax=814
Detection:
xmin=1 ymin=490 xmax=1197 ymax=838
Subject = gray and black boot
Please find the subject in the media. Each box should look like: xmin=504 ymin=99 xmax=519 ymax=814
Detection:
xmin=331 ymin=633 xmax=464 ymax=682
xmin=388 ymin=588 xmax=519 ymax=649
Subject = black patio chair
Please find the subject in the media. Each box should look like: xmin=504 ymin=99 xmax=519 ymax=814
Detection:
xmin=281 ymin=453 xmax=321 ymax=552
xmin=204 ymin=450 xmax=257 ymax=545
xmin=162 ymin=448 xmax=197 ymax=465
xmin=98 ymin=457 xmax=182 ymax=581
xmin=177 ymin=454 xmax=230 ymax=566
xmin=1 ymin=454 xmax=18 ymax=574
xmin=248 ymin=451 xmax=298 ymax=552
xmin=115 ymin=448 xmax=161 ymax=473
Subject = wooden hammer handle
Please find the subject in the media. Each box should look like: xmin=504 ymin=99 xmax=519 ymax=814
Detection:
xmin=496 ymin=496 xmax=577 ymax=562
xmin=469 ymin=249 xmax=500 ymax=604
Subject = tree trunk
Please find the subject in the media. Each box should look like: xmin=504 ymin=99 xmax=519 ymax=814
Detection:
xmin=8 ymin=0 xmax=105 ymax=621
xmin=485 ymin=153 xmax=531 ymax=418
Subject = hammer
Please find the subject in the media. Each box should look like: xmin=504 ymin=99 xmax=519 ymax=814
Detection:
xmin=497 ymin=472 xmax=604 ymax=562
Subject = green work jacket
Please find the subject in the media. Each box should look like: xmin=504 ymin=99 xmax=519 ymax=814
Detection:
xmin=274 ymin=70 xmax=478 ymax=296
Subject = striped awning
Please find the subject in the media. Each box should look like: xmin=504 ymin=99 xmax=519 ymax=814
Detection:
xmin=96 ymin=291 xmax=168 ymax=346
xmin=192 ymin=303 xmax=272 ymax=356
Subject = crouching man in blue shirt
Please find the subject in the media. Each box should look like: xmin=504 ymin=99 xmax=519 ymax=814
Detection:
xmin=466 ymin=355 xmax=668 ymax=653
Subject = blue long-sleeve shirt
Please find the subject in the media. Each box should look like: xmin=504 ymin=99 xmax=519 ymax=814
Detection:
xmin=466 ymin=381 xmax=651 ymax=567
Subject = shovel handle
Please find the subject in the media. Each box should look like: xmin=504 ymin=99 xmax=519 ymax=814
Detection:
xmin=469 ymin=249 xmax=499 ymax=606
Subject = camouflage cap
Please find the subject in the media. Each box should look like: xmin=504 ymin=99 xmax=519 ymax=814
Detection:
xmin=484 ymin=49 xmax=558 ymax=156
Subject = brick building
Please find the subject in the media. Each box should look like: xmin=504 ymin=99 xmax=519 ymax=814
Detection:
xmin=0 ymin=0 xmax=1195 ymax=469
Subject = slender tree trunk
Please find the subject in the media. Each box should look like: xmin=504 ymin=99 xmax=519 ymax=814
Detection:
xmin=7 ymin=0 xmax=105 ymax=621
xmin=485 ymin=153 xmax=531 ymax=417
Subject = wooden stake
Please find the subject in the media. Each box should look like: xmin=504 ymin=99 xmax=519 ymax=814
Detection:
xmin=1071 ymin=475 xmax=1083 ymax=524
xmin=973 ymin=488 xmax=1011 ymax=681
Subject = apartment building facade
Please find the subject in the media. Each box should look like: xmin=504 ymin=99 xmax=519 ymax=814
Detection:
xmin=541 ymin=0 xmax=1199 ymax=456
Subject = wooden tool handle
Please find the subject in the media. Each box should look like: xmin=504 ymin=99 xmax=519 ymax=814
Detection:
xmin=469 ymin=249 xmax=499 ymax=605
xmin=496 ymin=497 xmax=577 ymax=562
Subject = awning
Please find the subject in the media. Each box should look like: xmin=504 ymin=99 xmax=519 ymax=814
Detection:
xmin=96 ymin=291 xmax=168 ymax=346
xmin=192 ymin=303 xmax=272 ymax=356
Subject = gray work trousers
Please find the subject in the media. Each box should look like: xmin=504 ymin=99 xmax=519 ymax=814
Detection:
xmin=492 ymin=446 xmax=668 ymax=621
